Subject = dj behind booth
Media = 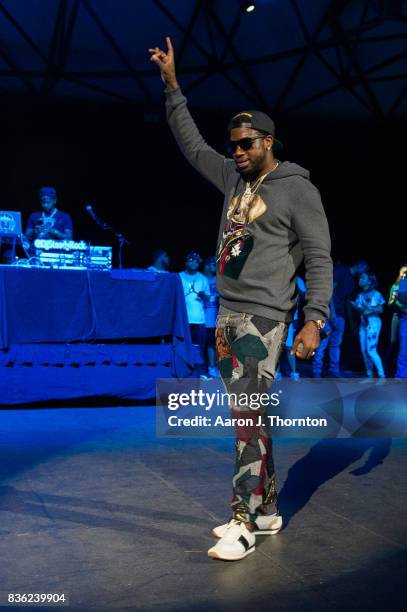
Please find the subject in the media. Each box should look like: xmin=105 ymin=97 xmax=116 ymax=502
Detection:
xmin=0 ymin=187 xmax=193 ymax=405
xmin=0 ymin=185 xmax=112 ymax=269
xmin=0 ymin=185 xmax=74 ymax=265
xmin=25 ymin=186 xmax=73 ymax=243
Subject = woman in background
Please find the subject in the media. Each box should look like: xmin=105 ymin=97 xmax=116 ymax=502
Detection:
xmin=351 ymin=272 xmax=385 ymax=378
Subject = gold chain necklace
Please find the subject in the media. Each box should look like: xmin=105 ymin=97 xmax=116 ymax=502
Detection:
xmin=232 ymin=161 xmax=280 ymax=221
xmin=246 ymin=161 xmax=279 ymax=194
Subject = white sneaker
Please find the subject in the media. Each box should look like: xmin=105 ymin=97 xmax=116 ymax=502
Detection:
xmin=208 ymin=519 xmax=255 ymax=561
xmin=212 ymin=513 xmax=283 ymax=539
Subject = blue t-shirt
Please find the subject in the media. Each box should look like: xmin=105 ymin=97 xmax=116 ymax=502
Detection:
xmin=26 ymin=210 xmax=73 ymax=239
xmin=354 ymin=290 xmax=385 ymax=315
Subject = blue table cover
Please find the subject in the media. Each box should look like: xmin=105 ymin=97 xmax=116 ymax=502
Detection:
xmin=0 ymin=267 xmax=189 ymax=343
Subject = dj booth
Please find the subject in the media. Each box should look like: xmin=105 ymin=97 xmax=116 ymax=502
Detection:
xmin=0 ymin=266 xmax=194 ymax=405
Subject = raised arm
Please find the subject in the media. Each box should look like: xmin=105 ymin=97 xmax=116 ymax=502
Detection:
xmin=149 ymin=37 xmax=231 ymax=194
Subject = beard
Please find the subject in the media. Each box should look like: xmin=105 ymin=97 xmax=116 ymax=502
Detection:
xmin=235 ymin=151 xmax=268 ymax=181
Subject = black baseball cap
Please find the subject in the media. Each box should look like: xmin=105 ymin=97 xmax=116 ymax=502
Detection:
xmin=227 ymin=111 xmax=283 ymax=150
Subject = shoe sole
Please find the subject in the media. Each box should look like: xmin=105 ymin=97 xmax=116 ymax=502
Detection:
xmin=208 ymin=545 xmax=255 ymax=561
xmin=212 ymin=525 xmax=282 ymax=538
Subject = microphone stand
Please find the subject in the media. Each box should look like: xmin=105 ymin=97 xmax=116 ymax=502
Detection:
xmin=86 ymin=206 xmax=130 ymax=269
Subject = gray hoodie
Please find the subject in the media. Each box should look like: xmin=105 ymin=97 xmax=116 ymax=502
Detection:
xmin=166 ymin=87 xmax=332 ymax=323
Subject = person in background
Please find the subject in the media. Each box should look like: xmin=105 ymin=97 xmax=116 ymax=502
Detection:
xmin=179 ymin=252 xmax=210 ymax=373
xmin=25 ymin=186 xmax=73 ymax=242
xmin=388 ymin=264 xmax=407 ymax=378
xmin=203 ymin=256 xmax=220 ymax=378
xmin=313 ymin=257 xmax=359 ymax=378
xmin=333 ymin=259 xmax=369 ymax=373
xmin=147 ymin=248 xmax=170 ymax=273
xmin=351 ymin=272 xmax=385 ymax=378
xmin=344 ymin=260 xmax=370 ymax=333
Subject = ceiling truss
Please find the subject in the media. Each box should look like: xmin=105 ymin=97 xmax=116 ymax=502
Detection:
xmin=0 ymin=0 xmax=405 ymax=116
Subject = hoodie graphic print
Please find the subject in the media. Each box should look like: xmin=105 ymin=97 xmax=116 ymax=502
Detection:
xmin=217 ymin=175 xmax=268 ymax=279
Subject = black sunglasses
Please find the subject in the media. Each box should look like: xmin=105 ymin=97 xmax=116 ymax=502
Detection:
xmin=226 ymin=135 xmax=266 ymax=156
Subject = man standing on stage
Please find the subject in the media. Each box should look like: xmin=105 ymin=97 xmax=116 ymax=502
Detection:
xmin=179 ymin=252 xmax=211 ymax=374
xmin=150 ymin=38 xmax=332 ymax=561
xmin=25 ymin=186 xmax=73 ymax=243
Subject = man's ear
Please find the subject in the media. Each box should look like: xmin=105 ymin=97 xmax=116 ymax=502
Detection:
xmin=265 ymin=135 xmax=273 ymax=151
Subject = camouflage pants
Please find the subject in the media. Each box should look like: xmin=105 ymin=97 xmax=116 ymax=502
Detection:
xmin=215 ymin=308 xmax=288 ymax=523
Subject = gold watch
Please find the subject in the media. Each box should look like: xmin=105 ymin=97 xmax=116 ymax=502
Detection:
xmin=309 ymin=320 xmax=326 ymax=330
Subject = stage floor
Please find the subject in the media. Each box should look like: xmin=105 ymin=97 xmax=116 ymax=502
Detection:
xmin=0 ymin=406 xmax=406 ymax=611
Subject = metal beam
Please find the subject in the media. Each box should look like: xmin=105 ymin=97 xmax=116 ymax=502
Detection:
xmin=42 ymin=0 xmax=68 ymax=94
xmin=207 ymin=1 xmax=267 ymax=109
xmin=204 ymin=2 xmax=218 ymax=60
xmin=0 ymin=0 xmax=403 ymax=116
xmin=285 ymin=61 xmax=407 ymax=115
xmin=388 ymin=80 xmax=407 ymax=116
xmin=80 ymin=0 xmax=152 ymax=103
xmin=184 ymin=71 xmax=212 ymax=95
xmin=286 ymin=81 xmax=358 ymax=113
xmin=152 ymin=0 xmax=259 ymax=105
xmin=60 ymin=74 xmax=136 ymax=102
xmin=59 ymin=0 xmax=80 ymax=69
xmin=0 ymin=45 xmax=36 ymax=93
xmin=0 ymin=45 xmax=404 ymax=82
xmin=275 ymin=0 xmax=338 ymax=112
xmin=290 ymin=0 xmax=376 ymax=116
xmin=176 ymin=0 xmax=204 ymax=68
xmin=368 ymin=73 xmax=407 ymax=81
xmin=363 ymin=49 xmax=407 ymax=73
xmin=0 ymin=1 xmax=47 ymax=63
xmin=184 ymin=66 xmax=260 ymax=106
xmin=330 ymin=15 xmax=384 ymax=116
xmin=226 ymin=16 xmax=388 ymax=70
xmin=218 ymin=4 xmax=244 ymax=64
xmin=274 ymin=0 xmax=345 ymax=113
xmin=152 ymin=0 xmax=212 ymax=62
xmin=357 ymin=32 xmax=407 ymax=43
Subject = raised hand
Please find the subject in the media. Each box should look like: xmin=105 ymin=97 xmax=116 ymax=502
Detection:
xmin=149 ymin=36 xmax=178 ymax=90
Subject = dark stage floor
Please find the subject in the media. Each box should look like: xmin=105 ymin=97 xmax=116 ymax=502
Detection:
xmin=0 ymin=406 xmax=406 ymax=611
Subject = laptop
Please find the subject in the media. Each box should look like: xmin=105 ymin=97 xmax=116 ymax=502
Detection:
xmin=0 ymin=211 xmax=22 ymax=237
